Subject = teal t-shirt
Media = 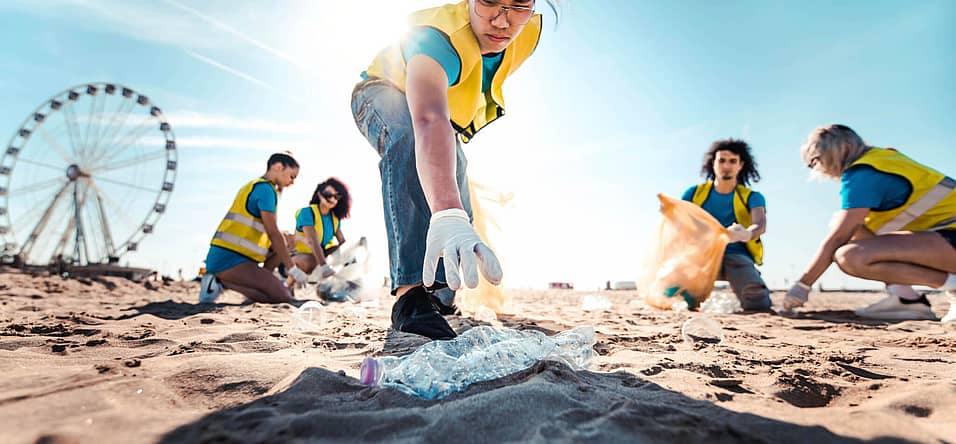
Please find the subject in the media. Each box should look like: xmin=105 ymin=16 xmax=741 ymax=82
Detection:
xmin=840 ymin=165 xmax=913 ymax=210
xmin=682 ymin=185 xmax=766 ymax=257
xmin=362 ymin=27 xmax=504 ymax=93
xmin=295 ymin=207 xmax=336 ymax=248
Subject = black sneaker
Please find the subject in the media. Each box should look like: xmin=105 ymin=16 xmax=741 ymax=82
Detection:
xmin=430 ymin=287 xmax=459 ymax=316
xmin=391 ymin=286 xmax=457 ymax=340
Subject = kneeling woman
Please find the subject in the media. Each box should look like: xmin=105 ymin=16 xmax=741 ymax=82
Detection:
xmin=200 ymin=152 xmax=309 ymax=304
xmin=291 ymin=177 xmax=351 ymax=279
xmin=784 ymin=124 xmax=956 ymax=322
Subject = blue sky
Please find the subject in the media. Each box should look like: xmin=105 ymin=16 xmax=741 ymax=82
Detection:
xmin=0 ymin=0 xmax=953 ymax=290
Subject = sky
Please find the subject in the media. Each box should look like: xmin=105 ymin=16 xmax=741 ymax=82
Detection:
xmin=0 ymin=0 xmax=954 ymax=291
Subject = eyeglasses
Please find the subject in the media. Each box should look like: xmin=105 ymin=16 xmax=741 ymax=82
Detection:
xmin=807 ymin=156 xmax=821 ymax=170
xmin=321 ymin=192 xmax=340 ymax=201
xmin=474 ymin=0 xmax=535 ymax=25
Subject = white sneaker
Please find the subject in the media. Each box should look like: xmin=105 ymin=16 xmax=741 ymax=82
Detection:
xmin=854 ymin=294 xmax=937 ymax=321
xmin=942 ymin=291 xmax=956 ymax=323
xmin=199 ymin=273 xmax=224 ymax=303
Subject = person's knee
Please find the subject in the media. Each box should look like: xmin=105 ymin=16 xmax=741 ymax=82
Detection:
xmin=834 ymin=243 xmax=866 ymax=275
xmin=738 ymin=288 xmax=771 ymax=310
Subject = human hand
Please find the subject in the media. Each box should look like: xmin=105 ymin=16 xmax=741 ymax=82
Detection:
xmin=317 ymin=264 xmax=335 ymax=279
xmin=288 ymin=265 xmax=309 ymax=284
xmin=783 ymin=282 xmax=810 ymax=310
xmin=727 ymin=223 xmax=753 ymax=243
xmin=423 ymin=208 xmax=503 ymax=290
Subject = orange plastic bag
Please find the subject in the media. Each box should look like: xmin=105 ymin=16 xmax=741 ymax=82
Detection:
xmin=640 ymin=193 xmax=730 ymax=309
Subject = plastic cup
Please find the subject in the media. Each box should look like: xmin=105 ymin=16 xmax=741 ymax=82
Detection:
xmin=681 ymin=317 xmax=723 ymax=343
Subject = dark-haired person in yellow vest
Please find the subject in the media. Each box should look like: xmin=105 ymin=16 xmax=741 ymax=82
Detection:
xmin=289 ymin=177 xmax=351 ymax=280
xmin=351 ymin=0 xmax=562 ymax=339
xmin=199 ymin=152 xmax=309 ymax=304
xmin=784 ymin=125 xmax=956 ymax=323
xmin=682 ymin=139 xmax=771 ymax=311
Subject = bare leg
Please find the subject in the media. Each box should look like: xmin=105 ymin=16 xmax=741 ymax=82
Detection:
xmin=217 ymin=261 xmax=292 ymax=303
xmin=834 ymin=231 xmax=956 ymax=287
xmin=292 ymin=254 xmax=317 ymax=274
xmin=220 ymin=282 xmax=271 ymax=302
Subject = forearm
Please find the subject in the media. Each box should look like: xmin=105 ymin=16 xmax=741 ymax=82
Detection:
xmin=266 ymin=228 xmax=293 ymax=268
xmin=799 ymin=235 xmax=848 ymax=286
xmin=747 ymin=223 xmax=766 ymax=238
xmin=311 ymin=244 xmax=327 ymax=266
xmin=414 ymin=117 xmax=462 ymax=213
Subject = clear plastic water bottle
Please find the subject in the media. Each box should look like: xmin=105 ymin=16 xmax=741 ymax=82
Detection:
xmin=700 ymin=292 xmax=742 ymax=314
xmin=359 ymin=325 xmax=596 ymax=400
xmin=316 ymin=237 xmax=369 ymax=302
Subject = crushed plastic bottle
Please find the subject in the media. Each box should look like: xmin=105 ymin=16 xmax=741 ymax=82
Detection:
xmin=470 ymin=305 xmax=498 ymax=323
xmin=681 ymin=317 xmax=723 ymax=343
xmin=292 ymin=301 xmax=325 ymax=331
xmin=700 ymin=292 xmax=742 ymax=314
xmin=360 ymin=325 xmax=596 ymax=400
xmin=311 ymin=237 xmax=369 ymax=303
xmin=671 ymin=300 xmax=689 ymax=313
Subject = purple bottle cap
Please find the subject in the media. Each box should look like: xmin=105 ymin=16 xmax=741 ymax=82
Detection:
xmin=359 ymin=357 xmax=380 ymax=386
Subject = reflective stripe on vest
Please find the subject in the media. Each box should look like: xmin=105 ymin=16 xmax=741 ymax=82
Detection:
xmin=213 ymin=231 xmax=269 ymax=258
xmin=877 ymin=177 xmax=956 ymax=234
xmin=848 ymin=147 xmax=956 ymax=234
xmin=209 ymin=178 xmax=275 ymax=262
xmin=223 ymin=211 xmax=266 ymax=234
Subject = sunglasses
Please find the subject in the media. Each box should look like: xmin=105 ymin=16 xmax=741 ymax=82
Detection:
xmin=321 ymin=192 xmax=341 ymax=201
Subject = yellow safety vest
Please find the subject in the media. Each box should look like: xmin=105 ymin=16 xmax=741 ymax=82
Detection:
xmin=209 ymin=178 xmax=276 ymax=262
xmin=692 ymin=182 xmax=765 ymax=265
xmin=293 ymin=205 xmax=340 ymax=255
xmin=848 ymin=147 xmax=956 ymax=234
xmin=364 ymin=1 xmax=542 ymax=143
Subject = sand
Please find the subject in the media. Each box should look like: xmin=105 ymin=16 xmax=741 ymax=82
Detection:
xmin=0 ymin=269 xmax=953 ymax=443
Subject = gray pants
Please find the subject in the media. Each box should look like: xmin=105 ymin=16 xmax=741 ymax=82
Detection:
xmin=717 ymin=252 xmax=771 ymax=310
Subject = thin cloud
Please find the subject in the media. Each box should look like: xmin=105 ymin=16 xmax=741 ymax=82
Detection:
xmin=182 ymin=50 xmax=307 ymax=105
xmin=166 ymin=110 xmax=313 ymax=135
xmin=159 ymin=0 xmax=307 ymax=71
xmin=146 ymin=135 xmax=310 ymax=152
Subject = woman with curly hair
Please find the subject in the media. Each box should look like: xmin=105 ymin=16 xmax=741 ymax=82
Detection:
xmin=289 ymin=177 xmax=352 ymax=279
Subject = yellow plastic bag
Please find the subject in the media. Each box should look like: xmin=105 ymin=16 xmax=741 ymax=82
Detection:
xmin=457 ymin=180 xmax=513 ymax=315
xmin=640 ymin=193 xmax=729 ymax=309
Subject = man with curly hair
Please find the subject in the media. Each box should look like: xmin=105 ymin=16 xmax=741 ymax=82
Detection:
xmin=681 ymin=139 xmax=771 ymax=311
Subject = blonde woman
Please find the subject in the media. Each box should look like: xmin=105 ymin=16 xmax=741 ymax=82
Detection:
xmin=783 ymin=124 xmax=956 ymax=322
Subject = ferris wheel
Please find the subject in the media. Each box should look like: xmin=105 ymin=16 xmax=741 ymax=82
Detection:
xmin=0 ymin=82 xmax=177 ymax=266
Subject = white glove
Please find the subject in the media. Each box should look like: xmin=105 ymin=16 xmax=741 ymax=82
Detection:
xmin=783 ymin=282 xmax=810 ymax=310
xmin=726 ymin=223 xmax=753 ymax=243
xmin=423 ymin=208 xmax=503 ymax=290
xmin=317 ymin=264 xmax=335 ymax=279
xmin=288 ymin=265 xmax=309 ymax=284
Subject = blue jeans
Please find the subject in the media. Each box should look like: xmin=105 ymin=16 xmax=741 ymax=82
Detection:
xmin=717 ymin=252 xmax=771 ymax=310
xmin=351 ymin=79 xmax=472 ymax=294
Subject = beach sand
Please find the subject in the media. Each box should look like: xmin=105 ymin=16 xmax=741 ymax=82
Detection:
xmin=1 ymin=269 xmax=953 ymax=443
